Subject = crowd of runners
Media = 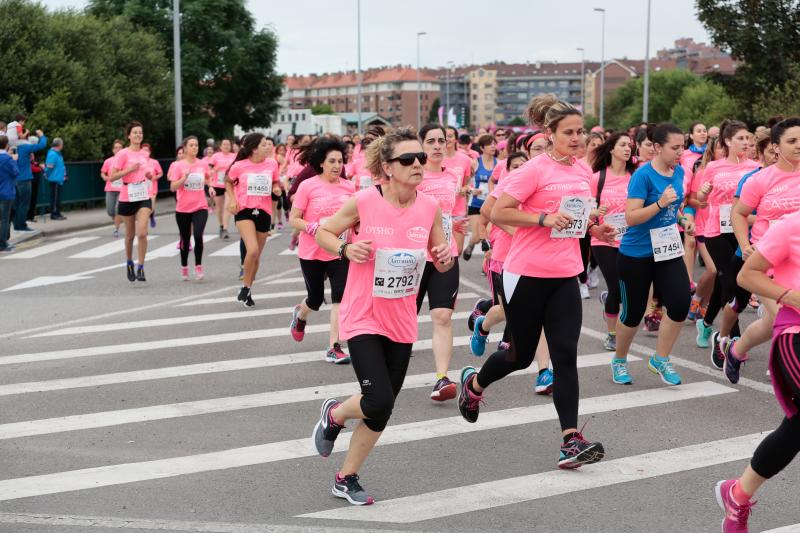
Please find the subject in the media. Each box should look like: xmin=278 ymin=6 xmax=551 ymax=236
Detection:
xmin=100 ymin=94 xmax=800 ymax=532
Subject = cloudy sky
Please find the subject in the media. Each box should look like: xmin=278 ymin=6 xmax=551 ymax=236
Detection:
xmin=42 ymin=0 xmax=714 ymax=74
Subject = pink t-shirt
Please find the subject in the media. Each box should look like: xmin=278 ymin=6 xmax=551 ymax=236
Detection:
xmin=739 ymin=165 xmax=800 ymax=245
xmin=347 ymin=157 xmax=375 ymax=190
xmin=112 ymin=147 xmax=152 ymax=202
xmin=501 ymin=155 xmax=592 ymax=278
xmin=208 ymin=152 xmax=236 ymax=188
xmin=462 ymin=148 xmax=479 ymax=160
xmin=491 ymin=160 xmax=508 ymax=184
xmin=149 ymin=158 xmax=162 ymax=197
xmin=488 ymin=179 xmax=513 ymax=266
xmin=292 ymin=176 xmax=356 ymax=261
xmin=590 ymin=168 xmax=630 ymax=248
xmin=700 ymin=158 xmax=760 ymax=238
xmin=417 ymin=169 xmax=459 ymax=258
xmin=102 ymin=156 xmax=121 ymax=192
xmin=170 ymin=159 xmax=210 ymax=213
xmin=338 ymin=186 xmax=439 ymax=344
xmin=443 ymin=151 xmax=473 ymax=217
xmin=680 ymin=150 xmax=702 ymax=194
xmin=756 ymin=209 xmax=800 ymax=312
xmin=690 ymin=166 xmax=710 ymax=237
xmin=227 ymin=158 xmax=280 ymax=212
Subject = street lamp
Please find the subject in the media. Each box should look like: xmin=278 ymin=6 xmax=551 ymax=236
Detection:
xmin=594 ymin=7 xmax=606 ymax=128
xmin=576 ymin=47 xmax=585 ymax=113
xmin=643 ymin=0 xmax=651 ymax=122
xmin=356 ymin=0 xmax=362 ymax=134
xmin=445 ymin=61 xmax=454 ymax=126
xmin=173 ymin=0 xmax=182 ymax=148
xmin=416 ymin=31 xmax=427 ymax=131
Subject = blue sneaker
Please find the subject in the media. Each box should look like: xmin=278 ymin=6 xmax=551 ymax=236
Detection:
xmin=470 ymin=315 xmax=488 ymax=356
xmin=648 ymin=355 xmax=682 ymax=385
xmin=696 ymin=320 xmax=713 ymax=348
xmin=611 ymin=358 xmax=633 ymax=385
xmin=722 ymin=337 xmax=746 ymax=384
xmin=535 ymin=368 xmax=553 ymax=395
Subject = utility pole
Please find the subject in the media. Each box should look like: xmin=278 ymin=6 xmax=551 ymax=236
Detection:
xmin=173 ymin=0 xmax=183 ymax=148
xmin=643 ymin=0 xmax=652 ymax=122
xmin=356 ymin=0 xmax=362 ymax=134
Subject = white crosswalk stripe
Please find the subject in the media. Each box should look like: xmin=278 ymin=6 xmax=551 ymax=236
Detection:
xmin=148 ymin=234 xmax=218 ymax=258
xmin=3 ymin=236 xmax=100 ymax=259
xmin=69 ymin=236 xmax=160 ymax=259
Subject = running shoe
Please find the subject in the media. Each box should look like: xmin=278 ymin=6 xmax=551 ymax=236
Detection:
xmin=579 ymin=282 xmax=590 ymax=300
xmin=113 ymin=229 xmax=119 ymax=239
xmin=696 ymin=320 xmax=713 ymax=348
xmin=457 ymin=367 xmax=483 ymax=423
xmin=149 ymin=213 xmax=156 ymax=228
xmin=643 ymin=311 xmax=661 ymax=334
xmin=648 ymin=355 xmax=682 ymax=385
xmin=312 ymin=398 xmax=343 ymax=458
xmin=710 ymin=332 xmax=725 ymax=370
xmin=587 ymin=267 xmax=600 ymax=289
xmin=332 ymin=473 xmax=375 ymax=506
xmin=194 ymin=265 xmax=204 ymax=280
xmin=238 ymin=265 xmax=244 ymax=281
xmin=748 ymin=294 xmax=760 ymax=311
xmin=689 ymin=281 xmax=697 ymax=296
xmin=535 ymin=368 xmax=553 ymax=395
xmin=222 ymin=229 xmax=230 ymax=240
xmin=602 ymin=333 xmax=617 ymax=352
xmin=687 ymin=299 xmax=702 ymax=322
xmin=468 ymin=298 xmax=490 ymax=331
xmin=136 ymin=266 xmax=146 ymax=282
xmin=470 ymin=316 xmax=489 ymax=356
xmin=715 ymin=479 xmax=754 ymax=533
xmin=276 ymin=221 xmax=284 ymax=230
xmin=289 ymin=233 xmax=299 ymax=251
xmin=126 ymin=263 xmax=136 ymax=282
xmin=723 ymin=337 xmax=746 ymax=384
xmin=219 ymin=227 xmax=224 ymax=239
xmin=180 ymin=266 xmax=189 ymax=281
xmin=290 ymin=304 xmax=307 ymax=342
xmin=431 ymin=376 xmax=457 ymax=401
xmin=611 ymin=358 xmax=633 ymax=385
xmin=325 ymin=343 xmax=351 ymax=364
xmin=0 ymin=245 xmax=15 ymax=254
xmin=558 ymin=430 xmax=605 ymax=469
xmin=237 ymin=286 xmax=252 ymax=307
xmin=462 ymin=243 xmax=473 ymax=261
xmin=599 ymin=290 xmax=608 ymax=309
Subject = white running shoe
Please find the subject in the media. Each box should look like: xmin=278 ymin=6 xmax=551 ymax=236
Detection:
xmin=579 ymin=283 xmax=591 ymax=300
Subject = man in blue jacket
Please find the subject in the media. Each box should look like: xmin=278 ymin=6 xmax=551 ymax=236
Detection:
xmin=0 ymin=135 xmax=19 ymax=252
xmin=45 ymin=138 xmax=67 ymax=220
xmin=13 ymin=130 xmax=47 ymax=231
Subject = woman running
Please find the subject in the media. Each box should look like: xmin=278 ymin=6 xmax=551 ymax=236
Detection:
xmin=100 ymin=139 xmax=124 ymax=238
xmin=209 ymin=138 xmax=236 ymax=239
xmin=225 ymin=133 xmax=281 ymax=307
xmin=679 ymin=123 xmax=708 ymax=290
xmin=310 ymin=128 xmax=452 ymax=505
xmin=462 ymin=134 xmax=497 ymax=260
xmin=141 ymin=143 xmax=162 ymax=229
xmin=458 ymin=94 xmax=614 ymax=468
xmin=288 ymin=137 xmax=355 ymax=364
xmin=590 ymin=132 xmax=637 ymax=352
xmin=110 ymin=122 xmax=155 ymax=283
xmin=443 ymin=125 xmax=474 ymax=255
xmin=715 ymin=209 xmax=800 ymax=532
xmin=170 ymin=136 xmax=212 ymax=281
xmin=611 ymin=123 xmax=693 ymax=386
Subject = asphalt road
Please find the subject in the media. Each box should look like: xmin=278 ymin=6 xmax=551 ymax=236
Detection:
xmin=0 ymin=212 xmax=796 ymax=533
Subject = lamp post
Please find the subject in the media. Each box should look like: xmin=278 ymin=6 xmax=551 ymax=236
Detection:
xmin=173 ymin=0 xmax=182 ymax=148
xmin=445 ymin=61 xmax=454 ymax=126
xmin=643 ymin=0 xmax=652 ymax=122
xmin=416 ymin=31 xmax=427 ymax=131
xmin=356 ymin=0 xmax=362 ymax=134
xmin=576 ymin=47 xmax=585 ymax=113
xmin=594 ymin=7 xmax=606 ymax=128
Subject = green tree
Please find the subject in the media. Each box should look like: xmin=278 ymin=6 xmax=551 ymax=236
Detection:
xmin=507 ymin=116 xmax=526 ymax=127
xmin=752 ymin=63 xmax=800 ymax=122
xmin=428 ymin=97 xmax=441 ymax=124
xmin=88 ymin=0 xmax=283 ymax=142
xmin=670 ymin=79 xmax=738 ymax=131
xmin=311 ymin=104 xmax=334 ymax=115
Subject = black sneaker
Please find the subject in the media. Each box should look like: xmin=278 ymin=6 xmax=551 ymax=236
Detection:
xmin=126 ymin=263 xmax=136 ymax=282
xmin=312 ymin=398 xmax=344 ymax=457
xmin=237 ymin=286 xmax=255 ymax=308
xmin=710 ymin=331 xmax=724 ymax=370
xmin=558 ymin=430 xmax=605 ymax=469
xmin=723 ymin=337 xmax=746 ymax=384
xmin=136 ymin=266 xmax=146 ymax=282
xmin=457 ymin=367 xmax=483 ymax=423
xmin=462 ymin=244 xmax=473 ymax=261
xmin=332 ymin=473 xmax=374 ymax=505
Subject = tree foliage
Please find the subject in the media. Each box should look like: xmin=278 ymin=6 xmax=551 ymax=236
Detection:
xmin=311 ymin=104 xmax=334 ymax=116
xmin=670 ymin=79 xmax=738 ymax=131
xmin=428 ymin=97 xmax=441 ymax=124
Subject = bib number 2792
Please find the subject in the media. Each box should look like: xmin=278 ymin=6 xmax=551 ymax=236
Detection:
xmin=373 ymin=248 xmax=425 ymax=299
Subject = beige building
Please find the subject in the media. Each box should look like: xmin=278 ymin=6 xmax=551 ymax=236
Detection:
xmin=469 ymin=68 xmax=497 ymax=129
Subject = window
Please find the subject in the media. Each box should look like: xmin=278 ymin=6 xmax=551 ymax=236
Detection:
xmin=547 ymin=81 xmax=556 ymax=87
xmin=473 ymin=94 xmax=477 ymax=101
xmin=472 ymin=104 xmax=477 ymax=111
xmin=472 ymin=83 xmax=478 ymax=89
xmin=484 ymin=83 xmax=492 ymax=88
xmin=484 ymin=94 xmax=492 ymax=100
xmin=301 ymin=113 xmax=306 ymax=120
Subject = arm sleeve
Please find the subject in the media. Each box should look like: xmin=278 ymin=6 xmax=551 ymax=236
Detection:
xmin=738 ymin=172 xmax=765 ymax=209
xmin=501 ymin=165 xmax=538 ymax=204
xmin=627 ymin=168 xmax=649 ymax=200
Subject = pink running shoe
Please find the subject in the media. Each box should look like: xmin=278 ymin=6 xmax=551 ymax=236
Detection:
xmin=194 ymin=265 xmax=204 ymax=280
xmin=715 ymin=479 xmax=754 ymax=533
xmin=290 ymin=304 xmax=306 ymax=342
xmin=180 ymin=266 xmax=189 ymax=281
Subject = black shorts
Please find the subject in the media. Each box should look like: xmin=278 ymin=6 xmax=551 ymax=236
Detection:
xmin=468 ymin=206 xmax=481 ymax=216
xmin=118 ymin=200 xmax=152 ymax=217
xmin=271 ymin=192 xmax=282 ymax=202
xmin=299 ymin=258 xmax=349 ymax=309
xmin=416 ymin=258 xmax=460 ymax=312
xmin=213 ymin=187 xmax=226 ymax=196
xmin=489 ymin=269 xmax=503 ymax=306
xmin=234 ymin=208 xmax=272 ymax=233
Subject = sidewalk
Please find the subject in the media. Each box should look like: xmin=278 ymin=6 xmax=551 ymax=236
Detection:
xmin=9 ymin=198 xmax=177 ymax=246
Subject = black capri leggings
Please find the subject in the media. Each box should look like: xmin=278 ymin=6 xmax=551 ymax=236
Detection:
xmin=592 ymin=245 xmax=620 ymax=317
xmin=703 ymin=233 xmax=739 ymax=325
xmin=750 ymin=332 xmax=800 ymax=479
xmin=299 ymin=258 xmax=349 ymax=310
xmin=349 ymin=334 xmax=413 ymax=432
xmin=176 ymin=210 xmax=208 ymax=267
xmin=476 ymin=274 xmax=581 ymax=431
xmin=618 ymin=253 xmax=690 ymax=328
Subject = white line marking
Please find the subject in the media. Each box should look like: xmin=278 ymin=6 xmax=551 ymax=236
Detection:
xmin=0 ymin=381 xmax=728 ymax=502
xmin=2 ymin=236 xmax=99 ymax=259
xmin=302 ymin=429 xmax=762 ymax=523
xmin=210 ymin=234 xmax=279 ymax=257
xmin=279 ymin=248 xmax=297 ymax=255
xmin=0 ymin=332 xmax=501 ymax=397
xmin=264 ymin=276 xmax=305 ymax=284
xmin=69 ymin=236 xmax=160 ymax=259
xmin=148 ymin=234 xmax=217 ymax=258
xmin=762 ymin=525 xmax=800 ymax=533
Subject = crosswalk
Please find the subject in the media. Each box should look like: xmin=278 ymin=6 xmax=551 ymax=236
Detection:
xmin=1 ymin=263 xmax=796 ymax=531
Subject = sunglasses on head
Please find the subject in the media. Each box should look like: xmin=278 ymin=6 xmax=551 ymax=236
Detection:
xmin=388 ymin=152 xmax=427 ymax=166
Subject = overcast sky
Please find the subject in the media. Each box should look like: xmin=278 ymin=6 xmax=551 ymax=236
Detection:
xmin=42 ymin=0 xmax=714 ymax=75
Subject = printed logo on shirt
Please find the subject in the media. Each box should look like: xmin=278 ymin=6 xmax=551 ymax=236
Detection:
xmin=363 ymin=225 xmax=395 ymax=236
xmin=406 ymin=226 xmax=429 ymax=243
xmin=361 ymin=379 xmax=371 ymax=386
xmin=387 ymin=252 xmax=419 ymax=269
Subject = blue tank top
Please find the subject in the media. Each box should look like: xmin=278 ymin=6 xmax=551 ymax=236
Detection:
xmin=470 ymin=156 xmax=496 ymax=208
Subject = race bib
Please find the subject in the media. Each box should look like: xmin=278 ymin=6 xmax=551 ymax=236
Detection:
xmin=126 ymin=181 xmax=150 ymax=202
xmin=246 ymin=174 xmax=270 ymax=196
xmin=442 ymin=214 xmax=453 ymax=246
xmin=551 ymin=196 xmax=591 ymax=239
xmin=650 ymin=224 xmax=684 ymax=262
xmin=358 ymin=176 xmax=373 ymax=190
xmin=720 ymin=204 xmax=733 ymax=234
xmin=372 ymin=248 xmax=425 ymax=299
xmin=184 ymin=173 xmax=204 ymax=191
xmin=111 ymin=178 xmax=123 ymax=188
xmin=604 ymin=212 xmax=628 ymax=242
xmin=216 ymin=170 xmax=226 ymax=186
xmin=477 ymin=180 xmax=490 ymax=198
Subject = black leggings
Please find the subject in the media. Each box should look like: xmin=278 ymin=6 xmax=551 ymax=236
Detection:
xmin=618 ymin=253 xmax=690 ymax=328
xmin=750 ymin=333 xmax=800 ymax=479
xmin=349 ymin=334 xmax=412 ymax=432
xmin=703 ymin=233 xmax=738 ymax=326
xmin=592 ymin=245 xmax=620 ymax=317
xmin=727 ymin=254 xmax=751 ymax=314
xmin=578 ymin=235 xmax=596 ymax=283
xmin=476 ymin=274 xmax=581 ymax=431
xmin=176 ymin=210 xmax=208 ymax=267
xmin=299 ymin=258 xmax=348 ymax=310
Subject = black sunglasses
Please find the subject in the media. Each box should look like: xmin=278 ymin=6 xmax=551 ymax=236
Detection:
xmin=388 ymin=152 xmax=427 ymax=166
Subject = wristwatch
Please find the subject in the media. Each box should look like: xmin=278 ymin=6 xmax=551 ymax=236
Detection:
xmin=338 ymin=242 xmax=348 ymax=259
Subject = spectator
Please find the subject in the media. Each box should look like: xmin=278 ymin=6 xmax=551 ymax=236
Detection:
xmin=45 ymin=138 xmax=66 ymax=220
xmin=13 ymin=130 xmax=47 ymax=231
xmin=28 ymin=153 xmax=44 ymax=222
xmin=7 ymin=114 xmax=29 ymax=148
xmin=0 ymin=122 xmax=6 ymax=136
xmin=0 ymin=135 xmax=18 ymax=252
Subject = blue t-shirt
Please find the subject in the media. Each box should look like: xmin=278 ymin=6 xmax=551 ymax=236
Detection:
xmin=470 ymin=156 xmax=495 ymax=208
xmin=733 ymin=167 xmax=761 ymax=258
xmin=619 ymin=162 xmax=685 ymax=258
